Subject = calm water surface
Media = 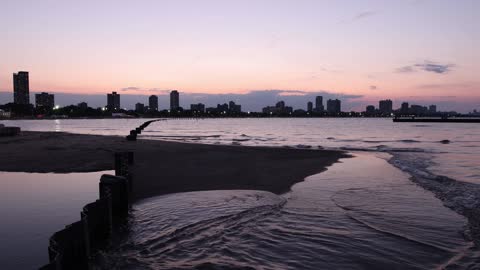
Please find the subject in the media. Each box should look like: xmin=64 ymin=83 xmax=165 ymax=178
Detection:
xmin=1 ymin=118 xmax=479 ymax=269
xmin=0 ymin=171 xmax=112 ymax=269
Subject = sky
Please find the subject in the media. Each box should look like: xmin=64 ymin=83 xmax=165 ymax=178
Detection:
xmin=0 ymin=0 xmax=479 ymax=112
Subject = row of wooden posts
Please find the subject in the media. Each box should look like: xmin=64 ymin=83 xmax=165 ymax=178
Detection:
xmin=126 ymin=119 xmax=159 ymax=141
xmin=38 ymin=151 xmax=134 ymax=270
xmin=39 ymin=119 xmax=164 ymax=269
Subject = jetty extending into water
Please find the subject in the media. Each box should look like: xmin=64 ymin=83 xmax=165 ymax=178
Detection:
xmin=393 ymin=116 xmax=480 ymax=123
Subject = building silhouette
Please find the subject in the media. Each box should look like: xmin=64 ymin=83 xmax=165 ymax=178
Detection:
xmin=315 ymin=96 xmax=324 ymax=112
xmin=149 ymin=95 xmax=158 ymax=111
xmin=400 ymin=102 xmax=409 ymax=114
xmin=13 ymin=71 xmax=30 ymax=105
xmin=307 ymin=101 xmax=313 ymax=112
xmin=35 ymin=92 xmax=55 ymax=109
xmin=429 ymin=105 xmax=437 ymax=114
xmin=78 ymin=102 xmax=88 ymax=110
xmin=326 ymin=99 xmax=341 ymax=114
xmin=366 ymin=105 xmax=375 ymax=115
xmin=379 ymin=99 xmax=393 ymax=114
xmin=107 ymin=91 xmax=120 ymax=111
xmin=228 ymin=101 xmax=241 ymax=113
xmin=135 ymin=103 xmax=145 ymax=113
xmin=170 ymin=90 xmax=179 ymax=110
xmin=262 ymin=100 xmax=293 ymax=115
xmin=190 ymin=103 xmax=205 ymax=113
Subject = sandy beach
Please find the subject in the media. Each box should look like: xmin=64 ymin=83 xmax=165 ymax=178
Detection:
xmin=0 ymin=131 xmax=348 ymax=200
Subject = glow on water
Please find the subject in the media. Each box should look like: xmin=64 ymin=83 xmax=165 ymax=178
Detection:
xmin=96 ymin=153 xmax=478 ymax=269
xmin=0 ymin=170 xmax=113 ymax=269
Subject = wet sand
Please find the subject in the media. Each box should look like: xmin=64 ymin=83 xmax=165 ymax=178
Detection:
xmin=0 ymin=131 xmax=348 ymax=200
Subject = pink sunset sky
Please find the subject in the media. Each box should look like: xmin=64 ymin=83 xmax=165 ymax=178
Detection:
xmin=0 ymin=0 xmax=478 ymax=111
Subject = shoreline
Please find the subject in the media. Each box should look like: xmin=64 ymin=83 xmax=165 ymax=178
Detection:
xmin=0 ymin=131 xmax=349 ymax=200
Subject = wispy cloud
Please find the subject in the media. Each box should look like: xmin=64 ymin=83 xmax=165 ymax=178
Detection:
xmin=339 ymin=10 xmax=378 ymax=24
xmin=369 ymin=85 xmax=377 ymax=90
xmin=352 ymin=11 xmax=378 ymax=21
xmin=415 ymin=61 xmax=454 ymax=74
xmin=120 ymin=87 xmax=141 ymax=91
xmin=416 ymin=82 xmax=476 ymax=90
xmin=396 ymin=60 xmax=455 ymax=74
xmin=120 ymin=87 xmax=173 ymax=94
xmin=396 ymin=66 xmax=416 ymax=73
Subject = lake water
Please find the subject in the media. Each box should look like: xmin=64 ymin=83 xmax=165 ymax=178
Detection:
xmin=1 ymin=118 xmax=479 ymax=269
xmin=0 ymin=170 xmax=112 ymax=269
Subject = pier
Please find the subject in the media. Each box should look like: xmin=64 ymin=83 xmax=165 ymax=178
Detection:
xmin=393 ymin=116 xmax=480 ymax=123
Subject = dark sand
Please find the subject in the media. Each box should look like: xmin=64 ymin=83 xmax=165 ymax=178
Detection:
xmin=0 ymin=131 xmax=349 ymax=200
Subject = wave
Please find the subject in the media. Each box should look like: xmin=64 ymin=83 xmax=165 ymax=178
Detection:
xmin=95 ymin=191 xmax=286 ymax=269
xmin=387 ymin=152 xmax=480 ymax=246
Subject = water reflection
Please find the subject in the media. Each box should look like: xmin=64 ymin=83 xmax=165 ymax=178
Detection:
xmin=0 ymin=170 xmax=112 ymax=269
xmin=98 ymin=154 xmax=477 ymax=269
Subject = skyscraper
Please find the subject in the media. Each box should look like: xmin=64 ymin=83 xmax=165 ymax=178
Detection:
xmin=401 ymin=102 xmax=409 ymax=114
xmin=13 ymin=71 xmax=30 ymax=105
xmin=107 ymin=91 xmax=120 ymax=111
xmin=149 ymin=95 xmax=158 ymax=111
xmin=35 ymin=92 xmax=55 ymax=109
xmin=315 ymin=96 xmax=324 ymax=112
xmin=326 ymin=99 xmax=341 ymax=114
xmin=307 ymin=101 xmax=313 ymax=112
xmin=170 ymin=90 xmax=179 ymax=110
xmin=379 ymin=99 xmax=393 ymax=114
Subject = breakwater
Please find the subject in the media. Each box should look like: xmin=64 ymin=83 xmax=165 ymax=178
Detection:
xmin=38 ymin=152 xmax=133 ymax=270
xmin=38 ymin=119 xmax=159 ymax=269
xmin=126 ymin=119 xmax=161 ymax=141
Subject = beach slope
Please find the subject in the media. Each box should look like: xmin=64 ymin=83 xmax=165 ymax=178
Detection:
xmin=0 ymin=131 xmax=348 ymax=200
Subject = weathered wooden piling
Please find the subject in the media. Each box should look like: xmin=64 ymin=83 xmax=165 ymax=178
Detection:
xmin=47 ymin=221 xmax=89 ymax=270
xmin=81 ymin=196 xmax=112 ymax=254
xmin=39 ymin=151 xmax=135 ymax=270
xmin=0 ymin=126 xmax=21 ymax=137
xmin=99 ymin=175 xmax=129 ymax=219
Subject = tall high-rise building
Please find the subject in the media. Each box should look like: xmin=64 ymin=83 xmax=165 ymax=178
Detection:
xmin=107 ymin=91 xmax=120 ymax=111
xmin=35 ymin=92 xmax=55 ymax=109
xmin=13 ymin=71 xmax=30 ymax=105
xmin=429 ymin=105 xmax=437 ymax=114
xmin=170 ymin=90 xmax=179 ymax=110
xmin=379 ymin=99 xmax=393 ymax=114
xmin=315 ymin=96 xmax=324 ymax=112
xmin=149 ymin=95 xmax=158 ymax=111
xmin=326 ymin=99 xmax=341 ymax=114
xmin=307 ymin=101 xmax=313 ymax=112
xmin=401 ymin=102 xmax=409 ymax=114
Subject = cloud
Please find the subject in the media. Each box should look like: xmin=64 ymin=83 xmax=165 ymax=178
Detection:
xmin=0 ymin=89 xmax=363 ymax=112
xmin=352 ymin=11 xmax=377 ymax=21
xmin=415 ymin=61 xmax=454 ymax=74
xmin=416 ymin=82 xmax=478 ymax=90
xmin=120 ymin=87 xmax=141 ymax=91
xmin=120 ymin=87 xmax=174 ymax=94
xmin=396 ymin=60 xmax=455 ymax=74
xmin=396 ymin=66 xmax=416 ymax=73
xmin=369 ymin=85 xmax=377 ymax=90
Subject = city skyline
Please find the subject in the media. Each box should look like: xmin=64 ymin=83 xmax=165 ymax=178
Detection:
xmin=0 ymin=1 xmax=478 ymax=112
